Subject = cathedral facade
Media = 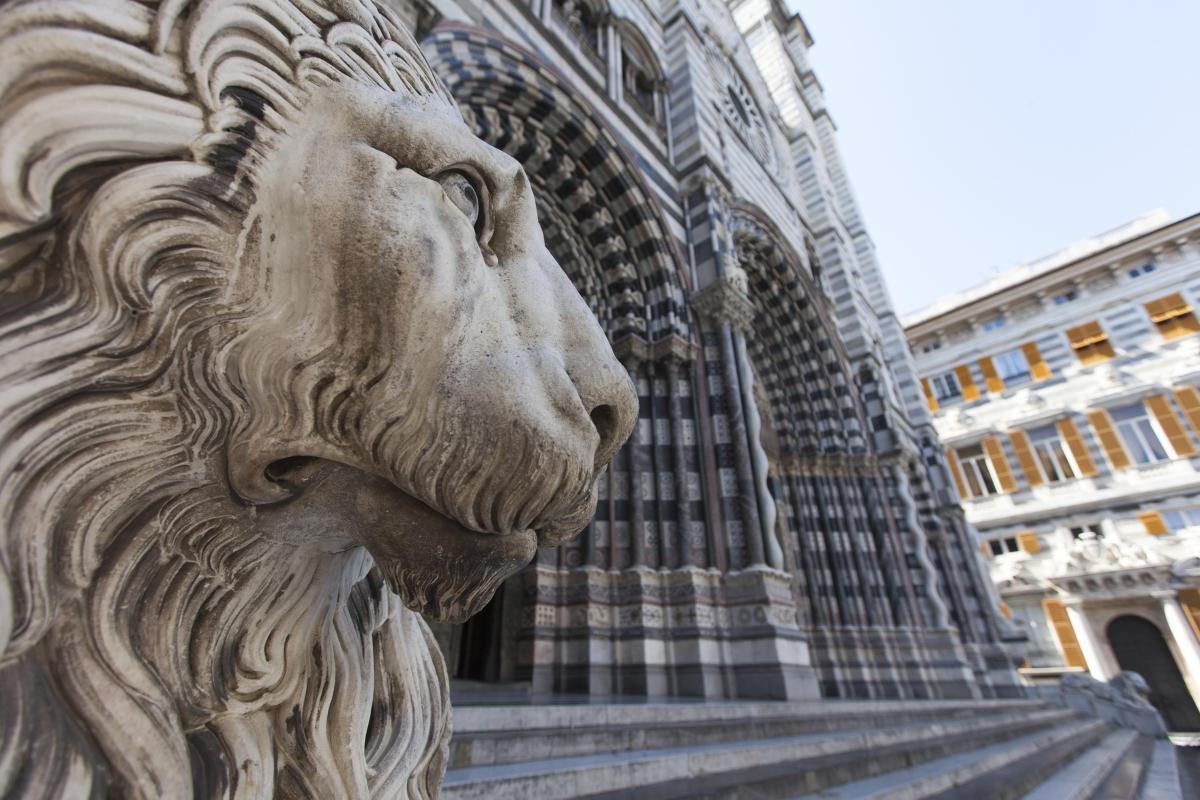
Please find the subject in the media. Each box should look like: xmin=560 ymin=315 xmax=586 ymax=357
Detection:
xmin=402 ymin=0 xmax=1021 ymax=700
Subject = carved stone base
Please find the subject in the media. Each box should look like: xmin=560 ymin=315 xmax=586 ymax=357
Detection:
xmin=809 ymin=626 xmax=983 ymax=700
xmin=519 ymin=566 xmax=819 ymax=700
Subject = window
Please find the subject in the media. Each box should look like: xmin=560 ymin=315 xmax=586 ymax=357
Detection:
xmin=1028 ymin=424 xmax=1078 ymax=483
xmin=994 ymin=348 xmax=1031 ymax=384
xmin=553 ymin=0 xmax=605 ymax=60
xmin=931 ymin=371 xmax=961 ymax=402
xmin=1070 ymin=523 xmax=1104 ymax=539
xmin=1111 ymin=403 xmax=1172 ymax=465
xmin=958 ymin=444 xmax=1000 ymax=498
xmin=1053 ymin=290 xmax=1077 ymax=306
xmin=920 ymin=341 xmax=942 ymax=353
xmin=982 ymin=315 xmax=1007 ymax=332
xmin=1163 ymin=508 xmax=1200 ymax=532
xmin=1145 ymin=293 xmax=1200 ymax=341
xmin=1066 ymin=320 xmax=1115 ymax=365
xmin=1128 ymin=263 xmax=1157 ymax=279
xmin=988 ymin=536 xmax=1020 ymax=556
xmin=620 ymin=36 xmax=664 ymax=127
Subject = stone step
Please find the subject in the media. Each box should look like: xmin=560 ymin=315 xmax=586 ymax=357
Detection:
xmin=442 ymin=706 xmax=1078 ymax=800
xmin=1139 ymin=740 xmax=1185 ymax=800
xmin=1023 ymin=729 xmax=1140 ymax=800
xmin=449 ymin=699 xmax=1051 ymax=769
xmin=1085 ymin=732 xmax=1155 ymax=800
xmin=790 ymin=717 xmax=1109 ymax=800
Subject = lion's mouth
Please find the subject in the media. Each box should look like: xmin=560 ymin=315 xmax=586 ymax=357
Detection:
xmin=256 ymin=455 xmax=539 ymax=621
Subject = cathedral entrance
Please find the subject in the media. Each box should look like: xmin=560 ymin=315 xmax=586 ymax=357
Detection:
xmin=452 ymin=589 xmax=506 ymax=682
xmin=1107 ymin=614 xmax=1200 ymax=731
xmin=427 ymin=574 xmax=526 ymax=694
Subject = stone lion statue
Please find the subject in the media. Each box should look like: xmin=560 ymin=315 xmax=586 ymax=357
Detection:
xmin=0 ymin=1 xmax=637 ymax=797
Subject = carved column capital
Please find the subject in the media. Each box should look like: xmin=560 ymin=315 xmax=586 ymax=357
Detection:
xmin=692 ymin=267 xmax=755 ymax=332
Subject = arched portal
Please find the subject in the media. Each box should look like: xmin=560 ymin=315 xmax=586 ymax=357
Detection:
xmin=724 ymin=205 xmax=929 ymax=698
xmin=425 ymin=24 xmax=689 ymax=342
xmin=1107 ymin=614 xmax=1200 ymax=731
xmin=423 ymin=25 xmax=696 ymax=690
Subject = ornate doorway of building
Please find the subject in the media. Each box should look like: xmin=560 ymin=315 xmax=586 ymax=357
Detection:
xmin=1107 ymin=614 xmax=1200 ymax=731
xmin=428 ymin=576 xmax=525 ymax=688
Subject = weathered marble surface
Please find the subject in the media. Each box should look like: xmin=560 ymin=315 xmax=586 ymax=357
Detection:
xmin=0 ymin=0 xmax=636 ymax=796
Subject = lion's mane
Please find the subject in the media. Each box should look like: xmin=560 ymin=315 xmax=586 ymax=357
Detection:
xmin=0 ymin=1 xmax=460 ymax=796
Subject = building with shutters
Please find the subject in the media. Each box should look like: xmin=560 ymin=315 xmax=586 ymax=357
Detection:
xmin=369 ymin=0 xmax=1024 ymax=702
xmin=905 ymin=210 xmax=1200 ymax=731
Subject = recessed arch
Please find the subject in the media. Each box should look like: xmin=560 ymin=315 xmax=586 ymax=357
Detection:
xmin=727 ymin=203 xmax=867 ymax=457
xmin=425 ymin=24 xmax=690 ymax=343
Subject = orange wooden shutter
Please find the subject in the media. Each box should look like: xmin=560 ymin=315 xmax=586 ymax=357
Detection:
xmin=1022 ymin=342 xmax=1052 ymax=381
xmin=979 ymin=541 xmax=991 ymax=559
xmin=983 ymin=436 xmax=1018 ymax=493
xmin=1008 ymin=430 xmax=1044 ymax=487
xmin=1043 ymin=598 xmax=1088 ymax=669
xmin=1146 ymin=293 xmax=1200 ymax=340
xmin=1174 ymin=386 xmax=1200 ymax=436
xmin=1145 ymin=395 xmax=1196 ymax=457
xmin=1179 ymin=588 xmax=1200 ymax=640
xmin=1000 ymin=602 xmax=1013 ymax=620
xmin=978 ymin=356 xmax=1005 ymax=393
xmin=1056 ymin=418 xmax=1098 ymax=477
xmin=1086 ymin=409 xmax=1131 ymax=470
xmin=945 ymin=448 xmax=968 ymax=498
xmin=1138 ymin=511 xmax=1168 ymax=536
xmin=955 ymin=365 xmax=980 ymax=402
xmin=921 ymin=378 xmax=939 ymax=412
xmin=1017 ymin=531 xmax=1041 ymax=553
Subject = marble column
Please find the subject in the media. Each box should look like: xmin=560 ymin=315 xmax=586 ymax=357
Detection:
xmin=1065 ymin=602 xmax=1115 ymax=680
xmin=1156 ymin=591 xmax=1200 ymax=695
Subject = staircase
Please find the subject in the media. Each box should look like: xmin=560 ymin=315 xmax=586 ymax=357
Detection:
xmin=442 ymin=698 xmax=1185 ymax=799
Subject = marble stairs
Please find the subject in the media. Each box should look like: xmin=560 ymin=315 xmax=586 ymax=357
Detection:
xmin=441 ymin=699 xmax=1182 ymax=799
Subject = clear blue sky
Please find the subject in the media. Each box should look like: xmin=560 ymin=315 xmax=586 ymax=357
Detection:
xmin=789 ymin=1 xmax=1200 ymax=317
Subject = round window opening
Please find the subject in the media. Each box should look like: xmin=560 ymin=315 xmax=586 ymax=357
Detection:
xmin=727 ymin=85 xmax=750 ymax=126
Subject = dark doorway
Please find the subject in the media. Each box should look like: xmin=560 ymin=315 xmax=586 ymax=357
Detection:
xmin=1107 ymin=614 xmax=1200 ymax=731
xmin=454 ymin=589 xmax=505 ymax=682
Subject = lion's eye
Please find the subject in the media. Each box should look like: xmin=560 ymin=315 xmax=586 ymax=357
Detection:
xmin=437 ymin=170 xmax=480 ymax=228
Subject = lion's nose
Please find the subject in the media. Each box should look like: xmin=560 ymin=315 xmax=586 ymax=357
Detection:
xmin=588 ymin=402 xmax=622 ymax=470
xmin=574 ymin=361 xmax=638 ymax=472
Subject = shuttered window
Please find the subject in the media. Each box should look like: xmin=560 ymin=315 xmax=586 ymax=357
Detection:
xmin=1017 ymin=531 xmax=1042 ymax=554
xmin=1138 ymin=511 xmax=1168 ymax=536
xmin=1027 ymin=424 xmax=1080 ymax=483
xmin=986 ymin=536 xmax=1020 ymax=556
xmin=1043 ymin=599 xmax=1088 ymax=669
xmin=1174 ymin=386 xmax=1200 ymax=437
xmin=982 ymin=436 xmax=1019 ymax=493
xmin=956 ymin=444 xmax=1000 ymax=498
xmin=955 ymin=365 xmax=981 ymax=402
xmin=1145 ymin=395 xmax=1196 ymax=457
xmin=1086 ymin=409 xmax=1131 ymax=470
xmin=1066 ymin=321 xmax=1116 ymax=365
xmin=921 ymin=378 xmax=938 ymax=412
xmin=1110 ymin=402 xmax=1174 ymax=464
xmin=1008 ymin=429 xmax=1044 ymax=487
xmin=978 ymin=356 xmax=1004 ymax=394
xmin=945 ymin=447 xmax=969 ymax=499
xmin=1180 ymin=589 xmax=1200 ymax=641
xmin=1022 ymin=342 xmax=1052 ymax=381
xmin=1145 ymin=293 xmax=1200 ymax=341
xmin=1056 ymin=418 xmax=1098 ymax=476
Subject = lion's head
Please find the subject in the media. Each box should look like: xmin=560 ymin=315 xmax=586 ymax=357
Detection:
xmin=0 ymin=1 xmax=636 ymax=797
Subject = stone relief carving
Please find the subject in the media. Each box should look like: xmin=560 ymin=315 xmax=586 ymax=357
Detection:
xmin=0 ymin=1 xmax=637 ymax=797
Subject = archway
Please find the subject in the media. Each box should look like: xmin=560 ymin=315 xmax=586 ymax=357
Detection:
xmin=1107 ymin=614 xmax=1200 ymax=731
xmin=423 ymin=24 xmax=694 ymax=690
